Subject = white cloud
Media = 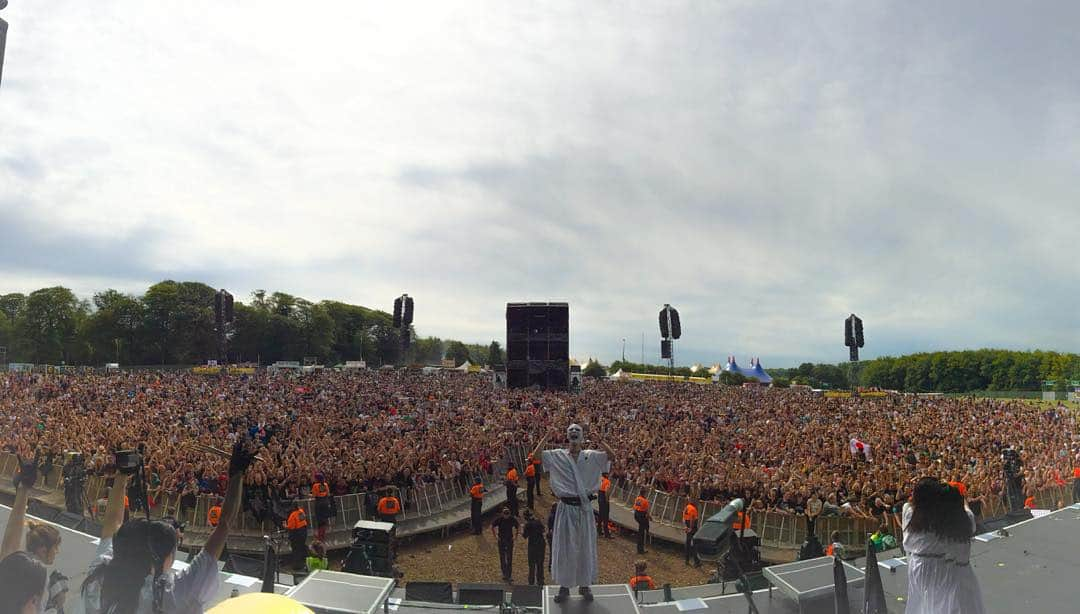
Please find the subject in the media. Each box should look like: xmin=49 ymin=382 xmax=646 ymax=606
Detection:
xmin=2 ymin=1 xmax=1079 ymax=366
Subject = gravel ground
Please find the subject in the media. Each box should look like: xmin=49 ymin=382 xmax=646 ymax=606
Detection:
xmin=393 ymin=485 xmax=717 ymax=589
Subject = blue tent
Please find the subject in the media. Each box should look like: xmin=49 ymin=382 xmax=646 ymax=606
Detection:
xmin=716 ymin=356 xmax=772 ymax=384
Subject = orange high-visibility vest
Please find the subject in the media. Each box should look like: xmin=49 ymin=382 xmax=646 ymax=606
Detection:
xmin=629 ymin=575 xmax=655 ymax=591
xmin=287 ymin=509 xmax=308 ymax=530
xmin=683 ymin=503 xmax=699 ymax=524
xmin=633 ymin=496 xmax=650 ymax=513
xmin=525 ymin=464 xmax=536 ymax=478
xmin=311 ymin=482 xmax=330 ymax=498
xmin=732 ymin=511 xmax=746 ymax=530
xmin=470 ymin=484 xmax=485 ymax=500
xmin=506 ymin=468 xmax=519 ymax=484
xmin=1072 ymin=467 xmax=1080 ymax=479
xmin=377 ymin=496 xmax=401 ymax=516
xmin=600 ymin=477 xmax=611 ymax=494
xmin=1024 ymin=496 xmax=1035 ymax=509
xmin=207 ymin=505 xmax=221 ymax=527
xmin=947 ymin=481 xmax=967 ymax=497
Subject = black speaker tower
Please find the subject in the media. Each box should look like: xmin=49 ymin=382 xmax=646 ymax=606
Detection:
xmin=506 ymin=302 xmax=569 ymax=390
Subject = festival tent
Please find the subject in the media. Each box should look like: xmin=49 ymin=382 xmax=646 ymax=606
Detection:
xmin=713 ymin=356 xmax=773 ymax=384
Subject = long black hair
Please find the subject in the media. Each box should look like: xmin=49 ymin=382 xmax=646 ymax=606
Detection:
xmin=0 ymin=551 xmax=46 ymax=614
xmin=81 ymin=519 xmax=177 ymax=614
xmin=906 ymin=477 xmax=973 ymax=542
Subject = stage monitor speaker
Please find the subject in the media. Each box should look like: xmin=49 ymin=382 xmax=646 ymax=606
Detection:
xmin=510 ymin=585 xmax=542 ymax=607
xmin=224 ymin=554 xmax=264 ymax=577
xmin=406 ymin=581 xmax=454 ymax=604
xmin=458 ymin=583 xmax=505 ymax=606
xmin=79 ymin=518 xmax=102 ymax=536
xmin=342 ymin=547 xmax=393 ymax=576
xmin=55 ymin=512 xmax=84 ymax=531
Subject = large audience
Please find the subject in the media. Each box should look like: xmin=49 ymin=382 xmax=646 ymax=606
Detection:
xmin=1 ymin=370 xmax=1077 ymax=527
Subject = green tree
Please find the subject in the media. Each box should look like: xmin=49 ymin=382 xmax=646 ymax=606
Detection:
xmin=486 ymin=341 xmax=504 ymax=367
xmin=582 ymin=360 xmax=607 ymax=378
xmin=718 ymin=371 xmax=749 ymax=386
xmin=445 ymin=341 xmax=471 ymax=367
xmin=18 ymin=287 xmax=83 ymax=363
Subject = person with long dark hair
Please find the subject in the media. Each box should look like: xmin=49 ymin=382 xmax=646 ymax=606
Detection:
xmin=81 ymin=441 xmax=257 ymax=614
xmin=902 ymin=477 xmax=986 ymax=614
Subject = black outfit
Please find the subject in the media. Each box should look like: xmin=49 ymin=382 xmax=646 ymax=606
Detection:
xmin=492 ymin=515 xmax=520 ymax=581
xmin=547 ymin=504 xmax=557 ymax=561
xmin=289 ymin=527 xmax=308 ymax=569
xmin=471 ymin=495 xmax=484 ymax=535
xmin=525 ymin=474 xmax=536 ymax=509
xmin=506 ymin=480 xmax=519 ymax=517
xmin=522 ymin=518 xmax=546 ymax=585
xmin=597 ymin=490 xmax=611 ymax=537
xmin=1073 ymin=477 xmax=1080 ymax=504
xmin=635 ymin=510 xmax=649 ymax=554
xmin=684 ymin=516 xmax=701 ymax=565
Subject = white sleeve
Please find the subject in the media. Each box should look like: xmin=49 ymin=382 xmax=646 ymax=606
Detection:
xmin=172 ymin=550 xmax=221 ymax=607
xmin=541 ymin=449 xmax=555 ymax=465
xmin=82 ymin=538 xmax=113 ymax=614
xmin=901 ymin=502 xmax=913 ymax=531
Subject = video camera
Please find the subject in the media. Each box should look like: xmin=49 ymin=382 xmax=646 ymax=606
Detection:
xmin=114 ymin=449 xmax=143 ymax=475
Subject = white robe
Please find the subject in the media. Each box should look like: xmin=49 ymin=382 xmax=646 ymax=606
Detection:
xmin=902 ymin=503 xmax=986 ymax=614
xmin=542 ymin=447 xmax=607 ymax=587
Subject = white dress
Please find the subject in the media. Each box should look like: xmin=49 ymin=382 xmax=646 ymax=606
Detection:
xmin=542 ymin=448 xmax=607 ymax=588
xmin=901 ymin=503 xmax=986 ymax=614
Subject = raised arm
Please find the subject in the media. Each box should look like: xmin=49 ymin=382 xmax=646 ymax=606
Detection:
xmin=529 ymin=433 xmax=549 ymax=461
xmin=0 ymin=457 xmax=37 ymax=559
xmin=101 ymin=472 xmax=132 ymax=541
xmin=597 ymin=438 xmax=616 ymax=467
xmin=202 ymin=441 xmax=256 ymax=560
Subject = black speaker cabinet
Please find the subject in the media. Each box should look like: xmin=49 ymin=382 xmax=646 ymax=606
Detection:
xmin=458 ymin=582 xmax=505 ymax=605
xmin=405 ymin=581 xmax=454 ymax=604
xmin=506 ymin=302 xmax=569 ymax=390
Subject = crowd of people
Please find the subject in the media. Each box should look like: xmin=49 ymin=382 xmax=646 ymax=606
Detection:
xmin=1 ymin=369 xmax=1077 ymax=531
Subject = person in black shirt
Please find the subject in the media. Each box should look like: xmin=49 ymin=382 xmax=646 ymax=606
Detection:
xmin=521 ymin=509 xmax=546 ymax=586
xmin=491 ymin=506 xmax=520 ymax=582
xmin=546 ymin=502 xmax=557 ymax=561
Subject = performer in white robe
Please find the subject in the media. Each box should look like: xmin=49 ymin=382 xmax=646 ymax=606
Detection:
xmin=533 ymin=423 xmax=615 ymax=604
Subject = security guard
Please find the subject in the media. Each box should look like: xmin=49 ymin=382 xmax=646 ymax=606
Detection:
xmin=469 ymin=477 xmax=486 ymax=535
xmin=528 ymin=454 xmax=543 ymax=504
xmin=377 ymin=487 xmax=402 ymax=524
xmin=524 ymin=456 xmax=537 ymax=509
xmin=505 ymin=465 xmax=520 ymax=517
xmin=683 ymin=498 xmax=701 ymax=566
xmin=633 ymin=488 xmax=651 ymax=554
xmin=597 ymin=472 xmax=612 ymax=538
xmin=285 ymin=499 xmax=309 ymax=569
xmin=207 ymin=500 xmax=222 ymax=527
xmin=311 ymin=474 xmax=332 ymax=541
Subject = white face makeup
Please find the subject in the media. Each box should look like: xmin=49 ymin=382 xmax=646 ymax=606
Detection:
xmin=567 ymin=423 xmax=583 ymax=443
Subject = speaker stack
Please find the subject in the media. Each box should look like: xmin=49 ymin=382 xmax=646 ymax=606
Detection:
xmin=505 ymin=302 xmax=569 ymax=390
xmin=343 ymin=520 xmax=396 ymax=577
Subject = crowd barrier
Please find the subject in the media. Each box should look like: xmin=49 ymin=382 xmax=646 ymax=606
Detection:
xmin=8 ymin=448 xmax=522 ymax=540
xmin=605 ymin=477 xmax=1079 ymax=557
xmin=3 ymin=450 xmax=1077 ymax=557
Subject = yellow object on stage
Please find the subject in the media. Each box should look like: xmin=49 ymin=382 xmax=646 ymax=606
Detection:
xmin=207 ymin=593 xmax=313 ymax=614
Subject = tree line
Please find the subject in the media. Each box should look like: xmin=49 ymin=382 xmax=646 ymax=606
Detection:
xmin=0 ymin=282 xmax=504 ymax=368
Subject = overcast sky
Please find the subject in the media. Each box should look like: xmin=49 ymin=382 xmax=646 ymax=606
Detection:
xmin=2 ymin=1 xmax=1079 ymax=367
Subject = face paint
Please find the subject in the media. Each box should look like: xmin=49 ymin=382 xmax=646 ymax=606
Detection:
xmin=567 ymin=424 xmax=583 ymax=443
